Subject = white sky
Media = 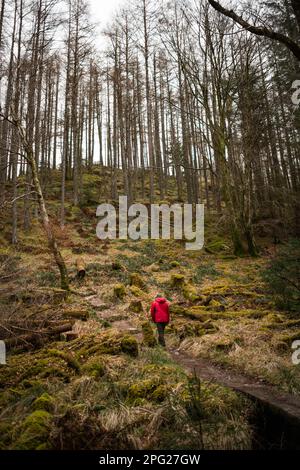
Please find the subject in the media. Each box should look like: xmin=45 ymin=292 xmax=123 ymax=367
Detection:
xmin=89 ymin=0 xmax=126 ymax=47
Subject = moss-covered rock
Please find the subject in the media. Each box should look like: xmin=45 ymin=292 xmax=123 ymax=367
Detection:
xmin=129 ymin=299 xmax=143 ymax=313
xmin=32 ymin=393 xmax=55 ymax=412
xmin=113 ymin=283 xmax=126 ymax=299
xmin=129 ymin=285 xmax=145 ymax=298
xmin=82 ymin=358 xmax=106 ymax=379
xmin=130 ymin=272 xmax=146 ymax=290
xmin=121 ymin=335 xmax=139 ymax=357
xmin=126 ymin=377 xmax=171 ymax=404
xmin=170 ymin=260 xmax=180 ymax=268
xmin=141 ymin=321 xmax=157 ymax=347
xmin=14 ymin=410 xmax=52 ymax=450
xmin=171 ymin=273 xmax=185 ymax=288
xmin=127 ymin=378 xmax=159 ymax=400
xmin=148 ymin=263 xmax=160 ymax=272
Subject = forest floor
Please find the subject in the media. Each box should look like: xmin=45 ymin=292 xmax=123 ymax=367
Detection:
xmin=1 ymin=167 xmax=300 ymax=450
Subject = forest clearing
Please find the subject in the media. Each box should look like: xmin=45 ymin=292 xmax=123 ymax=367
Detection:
xmin=0 ymin=0 xmax=300 ymax=460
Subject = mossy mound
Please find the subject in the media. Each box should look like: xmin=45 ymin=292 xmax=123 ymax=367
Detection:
xmin=130 ymin=272 xmax=147 ymax=290
xmin=182 ymin=283 xmax=202 ymax=302
xmin=171 ymin=273 xmax=185 ymax=288
xmin=170 ymin=304 xmax=269 ymax=322
xmin=120 ymin=335 xmax=139 ymax=357
xmin=170 ymin=274 xmax=201 ymax=302
xmin=82 ymin=357 xmax=106 ymax=379
xmin=264 ymin=313 xmax=284 ymax=327
xmin=113 ymin=283 xmax=126 ymax=299
xmin=32 ymin=393 xmax=55 ymax=412
xmin=75 ymin=330 xmax=139 ymax=359
xmin=170 ymin=321 xmax=216 ymax=340
xmin=129 ymin=285 xmax=145 ymax=298
xmin=76 ymin=331 xmax=123 ymax=357
xmin=170 ymin=260 xmax=180 ymax=268
xmin=205 ymin=238 xmax=230 ymax=254
xmin=14 ymin=410 xmax=52 ymax=450
xmin=0 ymin=350 xmax=77 ymax=390
xmin=215 ymin=338 xmax=236 ymax=353
xmin=141 ymin=321 xmax=157 ymax=347
xmin=127 ymin=378 xmax=162 ymax=403
xmin=148 ymin=263 xmax=160 ymax=272
xmin=129 ymin=299 xmax=143 ymax=313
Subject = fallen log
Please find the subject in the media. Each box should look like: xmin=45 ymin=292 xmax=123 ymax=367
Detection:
xmin=60 ymin=331 xmax=79 ymax=342
xmin=63 ymin=309 xmax=89 ymax=321
xmin=7 ymin=287 xmax=68 ymax=304
xmin=5 ymin=322 xmax=74 ymax=351
xmin=0 ymin=319 xmax=72 ymax=338
xmin=76 ymin=259 xmax=86 ymax=279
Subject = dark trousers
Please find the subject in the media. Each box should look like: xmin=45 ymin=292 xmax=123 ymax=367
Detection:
xmin=156 ymin=322 xmax=167 ymax=346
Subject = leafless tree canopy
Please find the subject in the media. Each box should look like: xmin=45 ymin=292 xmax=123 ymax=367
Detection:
xmin=0 ymin=0 xmax=299 ymax=258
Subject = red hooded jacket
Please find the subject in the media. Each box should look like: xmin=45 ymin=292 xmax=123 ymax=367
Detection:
xmin=150 ymin=298 xmax=170 ymax=323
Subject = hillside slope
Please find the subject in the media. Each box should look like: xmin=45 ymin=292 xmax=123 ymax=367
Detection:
xmin=0 ymin=167 xmax=299 ymax=450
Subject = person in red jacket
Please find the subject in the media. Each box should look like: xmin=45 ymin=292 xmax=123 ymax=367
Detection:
xmin=150 ymin=294 xmax=170 ymax=347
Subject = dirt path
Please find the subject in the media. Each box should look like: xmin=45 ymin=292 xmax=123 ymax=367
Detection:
xmin=166 ymin=349 xmax=300 ymax=449
xmin=168 ymin=348 xmax=300 ymax=419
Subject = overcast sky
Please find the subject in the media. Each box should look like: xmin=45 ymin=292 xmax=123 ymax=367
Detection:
xmin=89 ymin=0 xmax=125 ymax=47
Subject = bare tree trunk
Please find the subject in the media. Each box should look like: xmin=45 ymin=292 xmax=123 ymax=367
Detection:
xmin=142 ymin=0 xmax=154 ymax=202
xmin=10 ymin=117 xmax=69 ymax=290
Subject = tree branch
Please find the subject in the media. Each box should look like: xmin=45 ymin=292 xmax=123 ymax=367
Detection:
xmin=208 ymin=0 xmax=300 ymax=61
